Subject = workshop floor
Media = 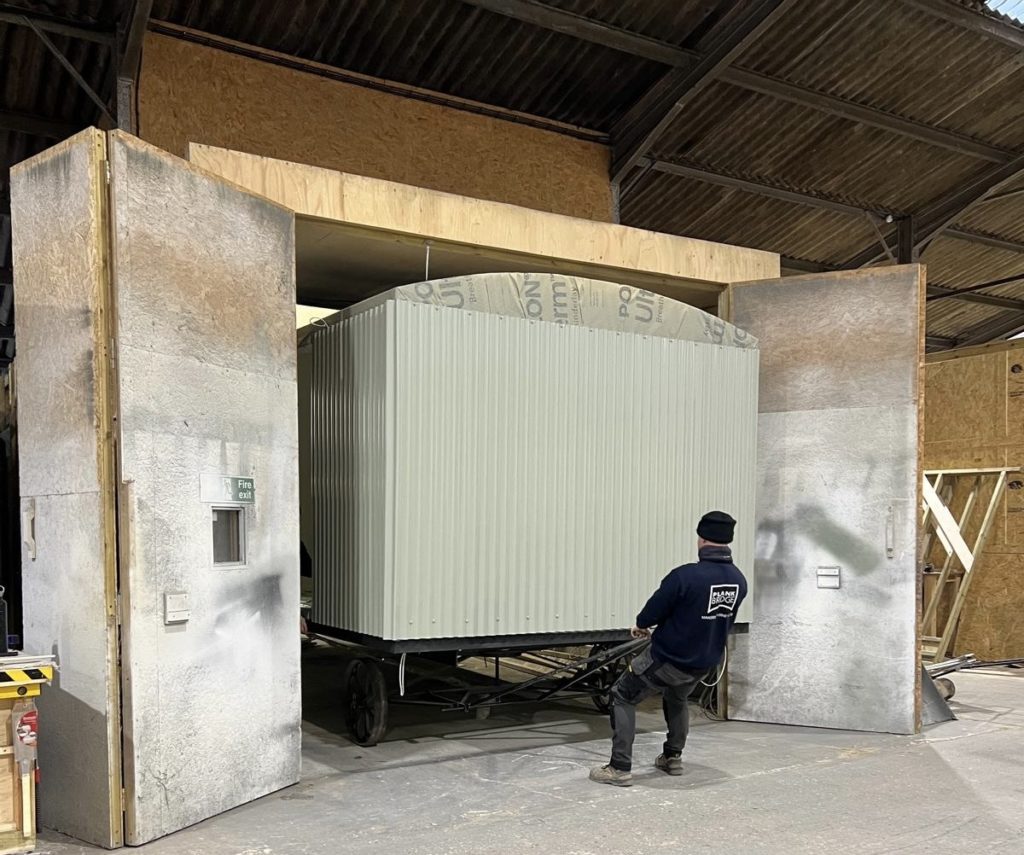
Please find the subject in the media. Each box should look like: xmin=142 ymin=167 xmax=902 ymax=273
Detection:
xmin=39 ymin=647 xmax=1024 ymax=854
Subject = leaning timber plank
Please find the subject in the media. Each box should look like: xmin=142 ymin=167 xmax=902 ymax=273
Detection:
xmin=935 ymin=471 xmax=1009 ymax=660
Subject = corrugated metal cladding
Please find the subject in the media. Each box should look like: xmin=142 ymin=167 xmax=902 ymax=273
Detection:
xmin=310 ymin=293 xmax=758 ymax=642
xmin=310 ymin=303 xmax=392 ymax=637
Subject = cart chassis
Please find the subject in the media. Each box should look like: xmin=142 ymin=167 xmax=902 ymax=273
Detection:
xmin=311 ymin=626 xmax=646 ymax=746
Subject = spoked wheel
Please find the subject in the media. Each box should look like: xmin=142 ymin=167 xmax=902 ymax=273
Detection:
xmin=588 ymin=643 xmax=628 ymax=714
xmin=342 ymin=657 xmax=389 ymax=746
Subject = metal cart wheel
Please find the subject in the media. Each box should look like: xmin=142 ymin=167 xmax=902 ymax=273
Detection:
xmin=589 ymin=643 xmax=628 ymax=714
xmin=936 ymin=677 xmax=956 ymax=701
xmin=343 ymin=657 xmax=389 ymax=746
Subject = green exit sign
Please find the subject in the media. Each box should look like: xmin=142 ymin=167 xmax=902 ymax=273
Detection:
xmin=200 ymin=475 xmax=256 ymax=505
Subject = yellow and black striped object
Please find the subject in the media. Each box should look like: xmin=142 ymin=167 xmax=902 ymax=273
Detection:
xmin=0 ymin=664 xmax=55 ymax=700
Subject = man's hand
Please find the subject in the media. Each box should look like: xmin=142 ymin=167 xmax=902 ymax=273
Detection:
xmin=631 ymin=626 xmax=651 ymax=639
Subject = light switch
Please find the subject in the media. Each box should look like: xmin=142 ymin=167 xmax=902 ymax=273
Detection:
xmin=164 ymin=592 xmax=191 ymax=625
xmin=817 ymin=566 xmax=841 ymax=589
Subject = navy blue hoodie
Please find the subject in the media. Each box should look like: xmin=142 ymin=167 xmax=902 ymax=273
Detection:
xmin=636 ymin=545 xmax=748 ymax=671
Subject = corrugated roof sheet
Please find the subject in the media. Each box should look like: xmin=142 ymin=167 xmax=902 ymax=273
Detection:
xmin=2 ymin=0 xmax=1024 ymax=349
xmin=0 ymin=1 xmax=116 ymax=179
xmin=621 ymin=168 xmax=878 ymax=265
xmin=977 ymin=0 xmax=1024 ymax=23
xmin=651 ymin=85 xmax=996 ymax=215
xmin=151 ymin=0 xmax=669 ymax=130
xmin=744 ymin=0 xmax=1024 ymax=142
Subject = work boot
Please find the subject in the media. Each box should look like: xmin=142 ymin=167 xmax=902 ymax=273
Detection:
xmin=654 ymin=754 xmax=683 ymax=776
xmin=589 ymin=764 xmax=633 ymax=787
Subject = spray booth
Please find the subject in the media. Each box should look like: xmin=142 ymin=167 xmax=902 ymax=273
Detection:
xmin=9 ymin=130 xmax=924 ymax=846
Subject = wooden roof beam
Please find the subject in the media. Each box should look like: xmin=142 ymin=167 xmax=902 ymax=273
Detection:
xmin=0 ymin=8 xmax=115 ymax=45
xmin=926 ymin=334 xmax=959 ymax=350
xmin=945 ymin=227 xmax=1024 ymax=255
xmin=117 ymin=0 xmax=152 ymax=78
xmin=0 ymin=109 xmax=80 ymax=139
xmin=916 ymin=155 xmax=1024 ymax=251
xmin=722 ymin=66 xmax=1012 ymax=163
xmin=954 ymin=310 xmax=1024 ymax=348
xmin=781 ymin=256 xmax=835 ymax=273
xmin=647 ymin=158 xmax=893 ymax=218
xmin=610 ymin=0 xmax=797 ymax=184
xmin=459 ymin=0 xmax=1015 ymax=163
xmin=651 ymin=159 xmax=1024 ymax=262
xmin=650 ymin=162 xmax=1024 ymax=312
xmin=455 ymin=0 xmax=688 ymax=64
xmin=927 ymin=282 xmax=1024 ymax=311
xmin=981 ymin=186 xmax=1024 ymax=204
xmin=23 ymin=16 xmax=115 ymax=125
xmin=900 ymin=0 xmax=1024 ymax=52
xmin=845 ymin=154 xmax=1024 ymax=267
xmin=116 ymin=0 xmax=154 ymax=132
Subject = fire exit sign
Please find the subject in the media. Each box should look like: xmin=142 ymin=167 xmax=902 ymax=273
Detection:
xmin=200 ymin=475 xmax=256 ymax=505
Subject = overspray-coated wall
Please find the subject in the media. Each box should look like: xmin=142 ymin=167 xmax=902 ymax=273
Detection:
xmin=12 ymin=130 xmax=301 ymax=846
xmin=109 ymin=133 xmax=301 ymax=844
xmin=11 ymin=130 xmax=123 ymax=848
xmin=727 ymin=266 xmax=923 ymax=735
xmin=310 ymin=278 xmax=760 ymax=640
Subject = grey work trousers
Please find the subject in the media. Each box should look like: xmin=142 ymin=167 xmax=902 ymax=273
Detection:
xmin=609 ymin=647 xmax=708 ymax=772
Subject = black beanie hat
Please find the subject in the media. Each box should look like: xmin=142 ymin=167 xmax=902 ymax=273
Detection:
xmin=697 ymin=511 xmax=736 ymax=544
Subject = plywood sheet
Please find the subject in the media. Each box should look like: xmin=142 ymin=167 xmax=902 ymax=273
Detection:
xmin=1005 ymin=351 xmax=1024 ymax=433
xmin=108 ymin=132 xmax=300 ymax=844
xmin=0 ymin=757 xmax=13 ymax=831
xmin=187 ymin=144 xmax=780 ymax=290
xmin=921 ymin=441 xmax=1007 ymax=471
xmin=9 ymin=130 xmax=122 ymax=847
xmin=924 ymin=353 xmax=1005 ymax=444
xmin=0 ymin=708 xmax=14 ymax=836
xmin=1003 ymin=465 xmax=1024 ymax=548
xmin=925 ymin=338 xmax=1024 ymax=363
xmin=139 ymin=33 xmax=613 ymax=221
xmin=923 ymin=340 xmax=1024 ymax=658
xmin=954 ymin=552 xmax=1024 ymax=660
xmin=727 ymin=265 xmax=923 ymax=734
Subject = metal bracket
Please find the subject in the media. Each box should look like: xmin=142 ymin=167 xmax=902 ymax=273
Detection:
xmin=866 ymin=213 xmax=896 ymax=264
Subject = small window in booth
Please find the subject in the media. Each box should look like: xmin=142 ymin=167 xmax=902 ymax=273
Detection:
xmin=212 ymin=507 xmax=245 ymax=565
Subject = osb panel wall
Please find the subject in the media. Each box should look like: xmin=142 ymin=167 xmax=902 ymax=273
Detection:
xmin=138 ymin=34 xmax=613 ymax=222
xmin=924 ymin=341 xmax=1024 ymax=659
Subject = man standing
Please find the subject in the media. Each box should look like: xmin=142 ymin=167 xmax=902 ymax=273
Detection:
xmin=590 ymin=511 xmax=747 ymax=786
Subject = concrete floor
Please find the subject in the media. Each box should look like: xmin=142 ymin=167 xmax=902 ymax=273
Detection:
xmin=39 ymin=648 xmax=1024 ymax=854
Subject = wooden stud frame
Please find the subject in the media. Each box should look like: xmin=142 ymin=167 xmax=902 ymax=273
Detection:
xmin=920 ymin=467 xmax=1016 ymax=661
